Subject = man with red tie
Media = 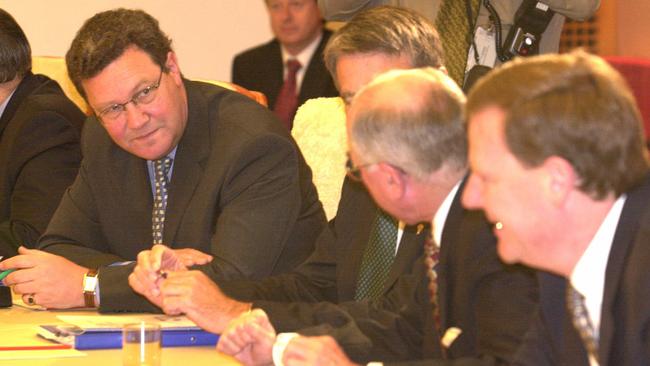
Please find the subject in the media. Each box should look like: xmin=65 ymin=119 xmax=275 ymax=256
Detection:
xmin=232 ymin=0 xmax=338 ymax=129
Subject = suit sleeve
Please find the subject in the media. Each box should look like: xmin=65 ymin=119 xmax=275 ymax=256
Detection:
xmin=195 ymin=132 xmax=313 ymax=280
xmin=0 ymin=110 xmax=81 ymax=254
xmin=253 ymin=257 xmax=430 ymax=364
xmin=220 ymin=217 xmax=339 ymax=302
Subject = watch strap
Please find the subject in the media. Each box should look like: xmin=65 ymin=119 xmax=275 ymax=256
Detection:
xmin=83 ymin=268 xmax=99 ymax=308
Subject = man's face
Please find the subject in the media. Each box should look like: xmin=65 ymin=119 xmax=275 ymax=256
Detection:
xmin=462 ymin=107 xmax=555 ymax=267
xmin=267 ymin=0 xmax=323 ymax=54
xmin=335 ymin=52 xmax=413 ymax=110
xmin=82 ymin=47 xmax=188 ymax=160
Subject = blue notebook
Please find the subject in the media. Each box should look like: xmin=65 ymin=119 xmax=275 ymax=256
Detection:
xmin=37 ymin=314 xmax=220 ymax=350
xmin=38 ymin=325 xmax=219 ymax=350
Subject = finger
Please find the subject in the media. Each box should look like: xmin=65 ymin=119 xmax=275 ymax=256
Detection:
xmin=136 ymin=250 xmax=154 ymax=272
xmin=0 ymin=254 xmax=37 ymax=271
xmin=17 ymin=246 xmax=42 ymax=255
xmin=150 ymin=245 xmax=170 ymax=271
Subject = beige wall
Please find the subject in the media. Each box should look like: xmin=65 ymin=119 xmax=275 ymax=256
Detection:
xmin=0 ymin=0 xmax=273 ymax=81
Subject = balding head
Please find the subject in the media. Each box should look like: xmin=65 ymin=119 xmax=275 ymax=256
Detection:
xmin=348 ymin=68 xmax=467 ymax=181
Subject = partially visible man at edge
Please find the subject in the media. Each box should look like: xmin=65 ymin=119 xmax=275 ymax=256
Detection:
xmin=0 ymin=9 xmax=84 ymax=258
xmin=0 ymin=8 xmax=325 ymax=312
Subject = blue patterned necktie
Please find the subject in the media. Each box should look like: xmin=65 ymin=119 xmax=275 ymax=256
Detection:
xmin=354 ymin=210 xmax=398 ymax=301
xmin=567 ymin=284 xmax=599 ymax=363
xmin=152 ymin=156 xmax=172 ymax=245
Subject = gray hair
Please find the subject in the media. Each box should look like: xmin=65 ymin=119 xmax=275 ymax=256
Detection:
xmin=350 ymin=67 xmax=466 ymax=181
xmin=323 ymin=6 xmax=444 ymax=84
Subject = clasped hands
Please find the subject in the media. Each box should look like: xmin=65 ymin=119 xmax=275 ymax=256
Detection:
xmin=217 ymin=309 xmax=359 ymax=366
xmin=128 ymin=244 xmax=250 ymax=333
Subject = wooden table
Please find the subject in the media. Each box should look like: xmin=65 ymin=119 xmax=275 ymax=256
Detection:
xmin=0 ymin=300 xmax=241 ymax=366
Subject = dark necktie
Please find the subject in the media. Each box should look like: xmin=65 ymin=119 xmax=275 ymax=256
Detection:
xmin=152 ymin=156 xmax=172 ymax=245
xmin=566 ymin=284 xmax=599 ymax=363
xmin=354 ymin=210 xmax=398 ymax=301
xmin=424 ymin=229 xmax=441 ymax=330
xmin=435 ymin=0 xmax=481 ymax=86
xmin=273 ymin=59 xmax=302 ymax=130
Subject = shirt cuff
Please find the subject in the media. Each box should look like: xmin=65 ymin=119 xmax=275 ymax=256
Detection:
xmin=272 ymin=332 xmax=300 ymax=366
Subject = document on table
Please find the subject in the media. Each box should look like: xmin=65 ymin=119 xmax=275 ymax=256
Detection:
xmin=0 ymin=324 xmax=85 ymax=360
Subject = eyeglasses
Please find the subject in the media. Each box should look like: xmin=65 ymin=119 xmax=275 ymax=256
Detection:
xmin=345 ymin=153 xmax=375 ymax=181
xmin=345 ymin=152 xmax=409 ymax=181
xmin=97 ymin=68 xmax=164 ymax=122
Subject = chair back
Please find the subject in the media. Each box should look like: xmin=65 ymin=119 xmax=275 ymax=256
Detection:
xmin=32 ymin=56 xmax=89 ymax=114
xmin=292 ymin=97 xmax=347 ymax=219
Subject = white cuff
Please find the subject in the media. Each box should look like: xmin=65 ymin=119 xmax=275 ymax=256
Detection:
xmin=272 ymin=332 xmax=299 ymax=366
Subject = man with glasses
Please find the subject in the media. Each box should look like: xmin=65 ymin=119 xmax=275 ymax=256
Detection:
xmin=0 ymin=8 xmax=325 ymax=311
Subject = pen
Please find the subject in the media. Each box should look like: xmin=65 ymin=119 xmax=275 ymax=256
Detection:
xmin=0 ymin=269 xmax=16 ymax=282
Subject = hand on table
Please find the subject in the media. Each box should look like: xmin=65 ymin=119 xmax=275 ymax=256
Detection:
xmin=157 ymin=270 xmax=251 ymax=333
xmin=128 ymin=244 xmax=213 ymax=306
xmin=0 ymin=246 xmax=87 ymax=309
xmin=217 ymin=308 xmax=276 ymax=366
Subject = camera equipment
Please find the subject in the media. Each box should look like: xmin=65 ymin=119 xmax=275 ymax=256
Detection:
xmin=484 ymin=0 xmax=555 ymax=62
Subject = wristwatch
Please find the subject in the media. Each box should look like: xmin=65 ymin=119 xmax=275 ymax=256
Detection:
xmin=82 ymin=269 xmax=99 ymax=308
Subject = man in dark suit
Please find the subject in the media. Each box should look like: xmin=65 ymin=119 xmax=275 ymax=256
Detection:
xmin=463 ymin=51 xmax=650 ymax=366
xmin=232 ymin=0 xmax=338 ymax=129
xmin=129 ymin=5 xmax=442 ymax=334
xmin=0 ymin=8 xmax=325 ymax=312
xmin=215 ymin=67 xmax=537 ymax=365
xmin=0 ymin=9 xmax=84 ymax=258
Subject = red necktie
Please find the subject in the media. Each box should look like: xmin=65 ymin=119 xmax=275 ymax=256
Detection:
xmin=273 ymin=59 xmax=302 ymax=130
xmin=424 ymin=231 xmax=441 ymax=330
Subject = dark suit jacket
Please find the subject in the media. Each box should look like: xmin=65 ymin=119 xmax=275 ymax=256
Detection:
xmin=39 ymin=79 xmax=326 ymax=312
xmin=513 ymin=173 xmax=650 ymax=366
xmin=231 ymin=29 xmax=338 ymax=109
xmin=225 ymin=180 xmax=538 ymax=364
xmin=221 ymin=176 xmax=427 ymax=304
xmin=0 ymin=73 xmax=84 ymax=257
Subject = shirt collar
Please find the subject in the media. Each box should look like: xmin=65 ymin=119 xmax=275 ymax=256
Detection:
xmin=431 ymin=181 xmax=462 ymax=244
xmin=280 ymin=31 xmax=323 ymax=70
xmin=570 ymin=194 xmax=626 ymax=334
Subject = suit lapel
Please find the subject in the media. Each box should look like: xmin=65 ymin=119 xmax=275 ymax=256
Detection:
xmin=163 ymin=81 xmax=210 ymax=246
xmin=599 ymin=174 xmax=650 ymax=364
xmin=119 ymin=149 xmax=152 ymax=249
xmin=267 ymin=40 xmax=284 ymax=108
xmin=384 ymin=222 xmax=427 ymax=294
xmin=298 ymin=30 xmax=331 ymax=103
xmin=0 ymin=73 xmax=42 ymax=136
xmin=437 ymin=179 xmax=466 ymax=331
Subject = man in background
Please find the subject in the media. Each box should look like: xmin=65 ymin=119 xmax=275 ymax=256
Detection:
xmin=232 ymin=0 xmax=337 ymax=129
xmin=0 ymin=9 xmax=84 ymax=258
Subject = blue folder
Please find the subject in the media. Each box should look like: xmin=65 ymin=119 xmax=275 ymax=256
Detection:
xmin=39 ymin=325 xmax=219 ymax=350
